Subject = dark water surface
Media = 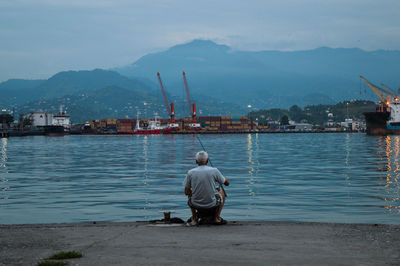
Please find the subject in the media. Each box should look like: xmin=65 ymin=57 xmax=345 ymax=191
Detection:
xmin=0 ymin=133 xmax=399 ymax=224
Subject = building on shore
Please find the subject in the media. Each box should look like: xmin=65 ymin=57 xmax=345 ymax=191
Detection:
xmin=340 ymin=118 xmax=366 ymax=132
xmin=284 ymin=123 xmax=313 ymax=132
xmin=0 ymin=109 xmax=14 ymax=137
xmin=22 ymin=112 xmax=53 ymax=127
xmin=22 ymin=108 xmax=71 ymax=130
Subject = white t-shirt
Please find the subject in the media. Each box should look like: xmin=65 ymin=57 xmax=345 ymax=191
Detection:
xmin=184 ymin=165 xmax=225 ymax=208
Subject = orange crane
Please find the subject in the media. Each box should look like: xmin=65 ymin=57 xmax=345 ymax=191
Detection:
xmin=157 ymin=72 xmax=178 ymax=128
xmin=360 ymin=76 xmax=394 ymax=111
xmin=182 ymin=71 xmax=193 ymax=117
xmin=381 ymin=83 xmax=398 ymax=99
xmin=182 ymin=71 xmax=201 ymax=129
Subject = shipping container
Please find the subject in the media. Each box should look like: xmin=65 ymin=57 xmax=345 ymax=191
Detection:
xmin=120 ymin=122 xmax=132 ymax=126
xmin=106 ymin=119 xmax=117 ymax=124
xmin=119 ymin=119 xmax=135 ymax=123
xmin=198 ymin=116 xmax=211 ymax=121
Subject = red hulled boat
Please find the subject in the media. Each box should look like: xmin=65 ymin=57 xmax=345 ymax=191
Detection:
xmin=118 ymin=116 xmax=178 ymax=135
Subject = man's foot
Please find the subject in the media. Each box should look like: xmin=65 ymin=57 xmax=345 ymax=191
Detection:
xmin=214 ymin=217 xmax=227 ymax=225
xmin=185 ymin=217 xmax=198 ymax=227
xmin=185 ymin=220 xmax=198 ymax=227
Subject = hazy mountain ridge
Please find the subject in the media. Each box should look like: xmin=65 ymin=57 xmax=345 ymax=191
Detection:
xmin=14 ymin=85 xmax=246 ymax=123
xmin=15 ymin=85 xmax=167 ymax=122
xmin=0 ymin=79 xmax=45 ymax=105
xmin=0 ymin=69 xmax=246 ymax=122
xmin=115 ymin=40 xmax=400 ymax=109
xmin=0 ymin=69 xmax=171 ymax=121
xmin=1 ymin=40 xmax=399 ymax=121
xmin=36 ymin=69 xmax=154 ymax=99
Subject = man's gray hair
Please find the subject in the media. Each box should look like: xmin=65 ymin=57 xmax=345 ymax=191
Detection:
xmin=195 ymin=151 xmax=209 ymax=164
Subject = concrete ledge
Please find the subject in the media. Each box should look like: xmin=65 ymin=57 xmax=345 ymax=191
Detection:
xmin=1 ymin=221 xmax=399 ymax=266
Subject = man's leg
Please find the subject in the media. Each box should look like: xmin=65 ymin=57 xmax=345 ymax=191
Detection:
xmin=188 ymin=198 xmax=197 ymax=223
xmin=215 ymin=190 xmax=226 ymax=223
xmin=190 ymin=207 xmax=197 ymax=222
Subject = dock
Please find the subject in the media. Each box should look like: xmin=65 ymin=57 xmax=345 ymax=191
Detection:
xmin=0 ymin=131 xmax=9 ymax=138
xmin=1 ymin=221 xmax=399 ymax=265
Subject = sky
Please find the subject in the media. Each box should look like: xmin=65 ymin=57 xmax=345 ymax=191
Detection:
xmin=0 ymin=0 xmax=399 ymax=82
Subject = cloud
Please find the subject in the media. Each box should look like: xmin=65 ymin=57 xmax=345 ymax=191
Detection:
xmin=0 ymin=0 xmax=399 ymax=81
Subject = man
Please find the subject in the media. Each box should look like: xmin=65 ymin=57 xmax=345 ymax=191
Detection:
xmin=183 ymin=151 xmax=230 ymax=225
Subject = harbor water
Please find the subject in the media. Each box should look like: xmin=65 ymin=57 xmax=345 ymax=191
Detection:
xmin=0 ymin=133 xmax=399 ymax=224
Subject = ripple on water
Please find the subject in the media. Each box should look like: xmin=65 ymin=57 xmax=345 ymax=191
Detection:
xmin=0 ymin=133 xmax=399 ymax=224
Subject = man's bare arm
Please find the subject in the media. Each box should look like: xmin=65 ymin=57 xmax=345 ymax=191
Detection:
xmin=185 ymin=187 xmax=192 ymax=196
xmin=224 ymin=177 xmax=229 ymax=186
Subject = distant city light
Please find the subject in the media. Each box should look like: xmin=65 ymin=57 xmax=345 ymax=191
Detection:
xmin=247 ymin=105 xmax=252 ymax=108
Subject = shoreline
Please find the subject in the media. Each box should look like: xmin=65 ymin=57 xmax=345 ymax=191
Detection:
xmin=1 ymin=130 xmax=364 ymax=138
xmin=0 ymin=219 xmax=399 ymax=227
xmin=1 ymin=221 xmax=399 ymax=265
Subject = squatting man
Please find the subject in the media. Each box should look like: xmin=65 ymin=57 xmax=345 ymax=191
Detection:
xmin=183 ymin=151 xmax=230 ymax=225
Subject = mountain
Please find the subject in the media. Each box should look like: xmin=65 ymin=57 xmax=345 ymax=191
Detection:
xmin=0 ymin=79 xmax=45 ymax=106
xmin=14 ymin=86 xmax=246 ymax=123
xmin=0 ymin=68 xmax=248 ymax=122
xmin=115 ymin=40 xmax=400 ymax=109
xmin=0 ymin=69 xmax=169 ymax=121
xmin=35 ymin=68 xmax=157 ymax=99
xmin=2 ymin=40 xmax=399 ymax=122
xmin=15 ymin=86 xmax=165 ymax=122
xmin=0 ymin=69 xmax=157 ymax=102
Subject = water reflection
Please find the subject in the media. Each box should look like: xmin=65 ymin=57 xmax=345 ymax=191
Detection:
xmin=2 ymin=134 xmax=400 ymax=224
xmin=1 ymin=138 xmax=7 ymax=167
xmin=142 ymin=136 xmax=150 ymax=215
xmin=246 ymin=134 xmax=258 ymax=197
xmin=247 ymin=134 xmax=254 ymax=174
xmin=343 ymin=134 xmax=351 ymax=197
xmin=344 ymin=133 xmax=351 ymax=166
xmin=1 ymin=138 xmax=8 ymax=201
xmin=377 ymin=136 xmax=400 ymax=213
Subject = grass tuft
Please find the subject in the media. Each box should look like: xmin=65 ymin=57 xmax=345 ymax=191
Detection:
xmin=48 ymin=251 xmax=83 ymax=260
xmin=37 ymin=260 xmax=68 ymax=266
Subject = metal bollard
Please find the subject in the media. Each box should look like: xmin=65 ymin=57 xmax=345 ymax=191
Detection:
xmin=163 ymin=211 xmax=171 ymax=223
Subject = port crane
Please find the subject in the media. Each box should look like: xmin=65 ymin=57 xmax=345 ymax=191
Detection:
xmin=182 ymin=71 xmax=201 ymax=130
xmin=381 ymin=83 xmax=397 ymax=98
xmin=360 ymin=76 xmax=397 ymax=111
xmin=157 ymin=72 xmax=179 ymax=129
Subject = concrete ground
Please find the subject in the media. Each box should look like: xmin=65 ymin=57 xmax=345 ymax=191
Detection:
xmin=0 ymin=221 xmax=399 ymax=266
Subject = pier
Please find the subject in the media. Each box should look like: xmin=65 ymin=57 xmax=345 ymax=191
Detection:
xmin=0 ymin=131 xmax=9 ymax=138
xmin=1 ymin=221 xmax=399 ymax=265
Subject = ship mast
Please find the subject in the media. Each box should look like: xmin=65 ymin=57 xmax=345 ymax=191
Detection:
xmin=135 ymin=112 xmax=141 ymax=130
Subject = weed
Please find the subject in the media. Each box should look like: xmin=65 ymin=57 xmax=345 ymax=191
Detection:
xmin=37 ymin=260 xmax=68 ymax=266
xmin=48 ymin=251 xmax=83 ymax=260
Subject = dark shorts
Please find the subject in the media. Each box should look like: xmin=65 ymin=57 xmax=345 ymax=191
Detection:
xmin=188 ymin=193 xmax=223 ymax=209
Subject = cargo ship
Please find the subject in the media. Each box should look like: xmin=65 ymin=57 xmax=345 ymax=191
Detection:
xmin=364 ymin=107 xmax=391 ymax=135
xmin=43 ymin=125 xmax=66 ymax=136
xmin=117 ymin=116 xmax=177 ymax=135
xmin=361 ymin=76 xmax=400 ymax=135
xmin=364 ymin=98 xmax=400 ymax=135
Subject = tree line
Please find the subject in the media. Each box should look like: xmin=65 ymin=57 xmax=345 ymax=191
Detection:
xmin=248 ymin=100 xmax=376 ymax=125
